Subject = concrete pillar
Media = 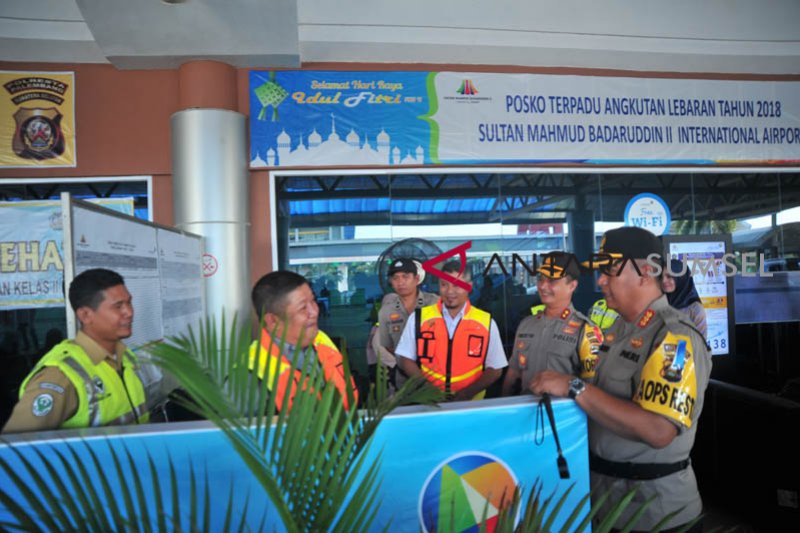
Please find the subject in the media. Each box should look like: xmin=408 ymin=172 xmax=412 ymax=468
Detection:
xmin=171 ymin=61 xmax=250 ymax=324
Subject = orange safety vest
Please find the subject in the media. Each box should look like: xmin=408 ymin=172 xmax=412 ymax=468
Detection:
xmin=249 ymin=329 xmax=357 ymax=411
xmin=416 ymin=301 xmax=491 ymax=396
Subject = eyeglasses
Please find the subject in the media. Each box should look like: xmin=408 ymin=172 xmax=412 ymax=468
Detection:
xmin=536 ymin=273 xmax=567 ymax=284
xmin=599 ymin=259 xmax=624 ymax=276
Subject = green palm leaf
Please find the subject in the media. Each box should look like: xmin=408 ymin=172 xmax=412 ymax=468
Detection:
xmin=146 ymin=313 xmax=442 ymax=532
xmin=0 ymin=437 xmax=241 ymax=532
xmin=488 ymin=479 xmax=699 ymax=533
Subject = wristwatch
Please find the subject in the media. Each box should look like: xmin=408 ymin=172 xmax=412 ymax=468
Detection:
xmin=568 ymin=377 xmax=586 ymax=399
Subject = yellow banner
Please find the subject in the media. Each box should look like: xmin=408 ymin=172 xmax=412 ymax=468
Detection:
xmin=634 ymin=331 xmax=698 ymax=429
xmin=701 ymin=295 xmax=727 ymax=309
xmin=0 ymin=71 xmax=76 ymax=168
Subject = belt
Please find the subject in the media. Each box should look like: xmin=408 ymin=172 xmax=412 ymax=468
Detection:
xmin=589 ymin=453 xmax=690 ymax=480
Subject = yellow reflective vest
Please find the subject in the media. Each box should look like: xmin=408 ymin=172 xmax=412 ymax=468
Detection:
xmin=416 ymin=301 xmax=491 ymax=399
xmin=248 ymin=329 xmax=357 ymax=411
xmin=20 ymin=340 xmax=148 ymax=428
xmin=589 ymin=298 xmax=620 ymax=331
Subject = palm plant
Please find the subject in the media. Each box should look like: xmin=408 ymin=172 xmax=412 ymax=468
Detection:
xmin=490 ymin=481 xmax=699 ymax=533
xmin=671 ymin=219 xmax=738 ymax=235
xmin=142 ymin=314 xmax=443 ymax=532
xmin=0 ymin=438 xmax=260 ymax=532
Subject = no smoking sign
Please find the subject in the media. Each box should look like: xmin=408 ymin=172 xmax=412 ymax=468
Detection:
xmin=202 ymin=253 xmax=219 ymax=277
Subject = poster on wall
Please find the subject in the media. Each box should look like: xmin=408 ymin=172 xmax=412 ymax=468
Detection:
xmin=663 ymin=236 xmax=735 ymax=356
xmin=249 ymin=70 xmax=800 ymax=168
xmin=63 ymin=195 xmax=204 ymax=348
xmin=0 ymin=71 xmax=76 ymax=168
xmin=0 ymin=198 xmax=133 ymax=310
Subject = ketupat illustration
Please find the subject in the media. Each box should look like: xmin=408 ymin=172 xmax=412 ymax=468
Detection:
xmin=254 ymin=71 xmax=289 ymax=121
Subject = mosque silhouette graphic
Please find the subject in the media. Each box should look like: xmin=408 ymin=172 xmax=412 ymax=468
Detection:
xmin=250 ymin=114 xmax=425 ymax=167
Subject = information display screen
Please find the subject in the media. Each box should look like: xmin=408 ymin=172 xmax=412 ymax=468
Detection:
xmin=662 ymin=235 xmax=734 ymax=356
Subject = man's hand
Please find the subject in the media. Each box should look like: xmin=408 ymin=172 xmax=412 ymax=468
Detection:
xmin=500 ymin=367 xmax=521 ymax=397
xmin=529 ymin=370 xmax=572 ymax=397
xmin=450 ymin=368 xmax=502 ymax=402
xmin=397 ymin=356 xmax=423 ymax=379
xmin=452 ymin=388 xmax=474 ymax=401
xmin=532 ymin=369 xmax=679 ymax=448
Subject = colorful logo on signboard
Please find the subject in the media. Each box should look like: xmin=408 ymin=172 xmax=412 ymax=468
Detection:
xmin=457 ymin=80 xmax=478 ymax=95
xmin=418 ymin=452 xmax=517 ymax=533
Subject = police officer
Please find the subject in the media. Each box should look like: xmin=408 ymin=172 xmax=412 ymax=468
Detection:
xmin=502 ymin=252 xmax=602 ymax=396
xmin=530 ymin=227 xmax=711 ymax=532
xmin=3 ymin=268 xmax=149 ymax=433
xmin=395 ymin=261 xmax=507 ymax=401
xmin=374 ymin=257 xmax=438 ymax=390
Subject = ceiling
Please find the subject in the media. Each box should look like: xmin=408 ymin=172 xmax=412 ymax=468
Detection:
xmin=2 ymin=1 xmax=799 ymax=73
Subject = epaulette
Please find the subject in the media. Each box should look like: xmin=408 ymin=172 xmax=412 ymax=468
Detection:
xmin=381 ymin=292 xmax=401 ymax=307
xmin=660 ymin=305 xmax=706 ymax=341
xmin=571 ymin=308 xmax=592 ymax=325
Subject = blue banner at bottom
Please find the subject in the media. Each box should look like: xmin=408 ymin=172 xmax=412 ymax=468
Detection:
xmin=0 ymin=396 xmax=589 ymax=531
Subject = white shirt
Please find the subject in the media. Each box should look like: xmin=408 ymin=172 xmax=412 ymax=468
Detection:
xmin=394 ymin=303 xmax=508 ymax=369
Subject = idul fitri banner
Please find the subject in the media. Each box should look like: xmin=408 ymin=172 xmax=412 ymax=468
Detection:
xmin=0 ymin=71 xmax=76 ymax=168
xmin=0 ymin=198 xmax=133 ymax=310
xmin=249 ymin=70 xmax=800 ymax=168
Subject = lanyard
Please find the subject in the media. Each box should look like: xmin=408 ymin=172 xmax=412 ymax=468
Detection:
xmin=535 ymin=393 xmax=571 ymax=479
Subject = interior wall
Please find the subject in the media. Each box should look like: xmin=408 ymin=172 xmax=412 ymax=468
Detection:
xmin=0 ymin=61 xmax=179 ymax=224
xmin=0 ymin=61 xmax=256 ymax=271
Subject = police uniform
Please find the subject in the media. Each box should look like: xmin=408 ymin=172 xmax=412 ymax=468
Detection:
xmin=3 ymin=330 xmax=148 ymax=433
xmin=588 ymin=295 xmax=711 ymax=530
xmin=376 ymin=290 xmax=438 ymax=385
xmin=510 ymin=304 xmax=602 ymax=387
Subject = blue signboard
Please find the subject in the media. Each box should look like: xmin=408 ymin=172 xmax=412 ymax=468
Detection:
xmin=0 ymin=397 xmax=589 ymax=532
xmin=250 ymin=70 xmax=800 ymax=167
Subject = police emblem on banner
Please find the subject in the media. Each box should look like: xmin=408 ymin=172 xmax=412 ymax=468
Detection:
xmin=13 ymin=107 xmax=65 ymax=160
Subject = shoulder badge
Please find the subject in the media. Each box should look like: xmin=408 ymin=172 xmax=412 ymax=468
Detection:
xmin=32 ymin=393 xmax=54 ymax=417
xmin=39 ymin=382 xmax=65 ymax=394
xmin=638 ymin=309 xmax=656 ymax=328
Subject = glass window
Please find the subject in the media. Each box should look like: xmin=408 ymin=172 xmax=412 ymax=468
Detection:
xmin=276 ymin=171 xmax=800 ymax=391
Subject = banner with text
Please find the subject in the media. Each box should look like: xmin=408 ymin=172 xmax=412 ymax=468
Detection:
xmin=1 ymin=71 xmax=76 ymax=168
xmin=249 ymin=70 xmax=800 ymax=167
xmin=0 ymin=199 xmax=133 ymax=310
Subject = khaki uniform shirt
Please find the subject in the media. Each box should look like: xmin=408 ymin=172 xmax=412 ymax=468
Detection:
xmin=2 ymin=331 xmax=129 ymax=434
xmin=589 ymin=295 xmax=711 ymax=530
xmin=510 ymin=304 xmax=601 ymax=387
xmin=376 ymin=290 xmax=439 ymax=364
